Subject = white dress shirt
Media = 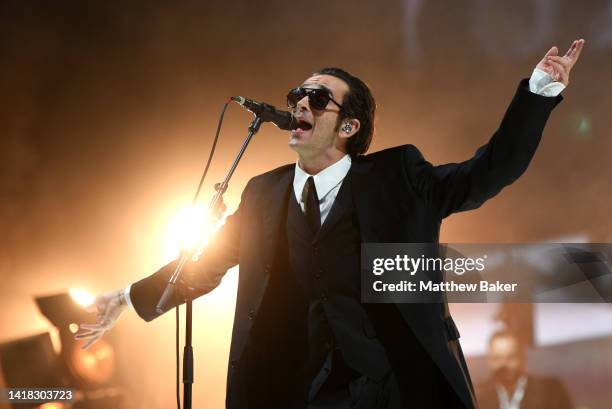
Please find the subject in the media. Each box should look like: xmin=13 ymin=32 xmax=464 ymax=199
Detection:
xmin=529 ymin=67 xmax=565 ymax=96
xmin=123 ymin=71 xmax=564 ymax=307
xmin=496 ymin=376 xmax=528 ymax=409
xmin=293 ymin=153 xmax=352 ymax=224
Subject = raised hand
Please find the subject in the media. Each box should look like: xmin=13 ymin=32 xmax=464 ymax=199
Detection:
xmin=536 ymin=39 xmax=585 ymax=86
xmin=74 ymin=289 xmax=128 ymax=349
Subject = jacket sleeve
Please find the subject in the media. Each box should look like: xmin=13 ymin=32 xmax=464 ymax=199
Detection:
xmin=129 ymin=181 xmax=249 ymax=322
xmin=405 ymin=78 xmax=563 ymax=219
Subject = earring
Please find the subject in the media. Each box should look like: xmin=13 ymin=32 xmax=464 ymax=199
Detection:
xmin=342 ymin=123 xmax=352 ymax=133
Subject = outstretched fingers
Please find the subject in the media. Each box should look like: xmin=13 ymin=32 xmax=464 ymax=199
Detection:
xmin=565 ymin=39 xmax=585 ymax=62
xmin=544 ymin=46 xmax=559 ymax=58
xmin=82 ymin=333 xmax=104 ymax=350
xmin=546 ymin=58 xmax=568 ymax=83
xmin=79 ymin=322 xmax=111 ymax=331
xmin=74 ymin=330 xmax=101 ymax=340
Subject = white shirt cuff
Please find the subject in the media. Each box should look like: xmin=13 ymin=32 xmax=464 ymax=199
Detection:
xmin=124 ymin=284 xmax=134 ymax=308
xmin=529 ymin=67 xmax=565 ymax=97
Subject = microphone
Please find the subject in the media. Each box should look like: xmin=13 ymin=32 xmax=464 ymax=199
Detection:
xmin=231 ymin=96 xmax=296 ymax=131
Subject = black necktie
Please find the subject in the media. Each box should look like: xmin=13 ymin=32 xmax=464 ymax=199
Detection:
xmin=302 ymin=176 xmax=321 ymax=233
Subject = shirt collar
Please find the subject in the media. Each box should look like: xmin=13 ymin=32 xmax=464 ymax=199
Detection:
xmin=293 ymin=154 xmax=352 ymax=202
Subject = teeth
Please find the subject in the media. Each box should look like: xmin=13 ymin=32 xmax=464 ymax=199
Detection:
xmin=292 ymin=118 xmax=312 ymax=131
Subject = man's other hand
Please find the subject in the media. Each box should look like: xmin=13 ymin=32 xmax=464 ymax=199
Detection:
xmin=74 ymin=289 xmax=128 ymax=349
xmin=536 ymin=39 xmax=585 ymax=86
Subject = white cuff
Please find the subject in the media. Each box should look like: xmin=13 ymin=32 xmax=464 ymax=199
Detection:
xmin=529 ymin=67 xmax=565 ymax=97
xmin=124 ymin=284 xmax=133 ymax=308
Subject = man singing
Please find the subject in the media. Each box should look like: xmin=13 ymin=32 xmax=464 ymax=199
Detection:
xmin=76 ymin=39 xmax=584 ymax=409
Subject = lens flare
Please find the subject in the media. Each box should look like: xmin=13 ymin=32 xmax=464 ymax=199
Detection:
xmin=69 ymin=288 xmax=95 ymax=307
xmin=67 ymin=339 xmax=115 ymax=385
xmin=163 ymin=203 xmax=217 ymax=263
xmin=39 ymin=403 xmax=65 ymax=409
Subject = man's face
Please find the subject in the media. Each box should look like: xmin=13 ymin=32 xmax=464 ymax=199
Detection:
xmin=488 ymin=335 xmax=526 ymax=384
xmin=288 ymin=74 xmax=348 ymax=157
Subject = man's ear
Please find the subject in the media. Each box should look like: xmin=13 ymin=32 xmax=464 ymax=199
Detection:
xmin=338 ymin=118 xmax=360 ymax=140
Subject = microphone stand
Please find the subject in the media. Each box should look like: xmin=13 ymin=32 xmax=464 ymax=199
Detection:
xmin=156 ymin=115 xmax=264 ymax=409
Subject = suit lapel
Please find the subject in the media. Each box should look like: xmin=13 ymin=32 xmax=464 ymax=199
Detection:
xmin=261 ymin=167 xmax=294 ymax=267
xmin=348 ymin=158 xmax=377 ymax=242
xmin=256 ymin=156 xmax=378 ymax=257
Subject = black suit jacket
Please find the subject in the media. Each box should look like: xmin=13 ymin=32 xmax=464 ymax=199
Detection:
xmin=476 ymin=375 xmax=573 ymax=409
xmin=129 ymin=79 xmax=563 ymax=409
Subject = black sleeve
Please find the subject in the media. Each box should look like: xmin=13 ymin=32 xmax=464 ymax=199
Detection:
xmin=405 ymin=78 xmax=563 ymax=219
xmin=129 ymin=181 xmax=249 ymax=322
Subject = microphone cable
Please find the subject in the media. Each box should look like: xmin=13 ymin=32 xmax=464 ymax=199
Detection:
xmin=175 ymin=98 xmax=232 ymax=409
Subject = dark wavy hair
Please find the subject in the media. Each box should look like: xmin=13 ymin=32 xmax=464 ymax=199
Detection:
xmin=315 ymin=67 xmax=376 ymax=157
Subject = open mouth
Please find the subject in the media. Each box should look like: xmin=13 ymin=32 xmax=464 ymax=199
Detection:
xmin=293 ymin=118 xmax=312 ymax=131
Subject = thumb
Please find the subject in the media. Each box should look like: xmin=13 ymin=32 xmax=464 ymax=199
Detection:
xmin=544 ymin=46 xmax=558 ymax=58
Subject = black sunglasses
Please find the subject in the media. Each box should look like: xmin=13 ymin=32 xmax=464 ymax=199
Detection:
xmin=286 ymin=87 xmax=344 ymax=111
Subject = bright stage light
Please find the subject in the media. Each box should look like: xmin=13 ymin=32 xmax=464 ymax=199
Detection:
xmin=163 ymin=203 xmax=218 ymax=263
xmin=66 ymin=339 xmax=115 ymax=386
xmin=35 ymin=292 xmax=118 ymax=388
xmin=38 ymin=403 xmax=65 ymax=409
xmin=68 ymin=288 xmax=95 ymax=308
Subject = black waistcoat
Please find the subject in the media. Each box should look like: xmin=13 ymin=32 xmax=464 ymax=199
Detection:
xmin=285 ymin=174 xmax=391 ymax=382
xmin=246 ymin=171 xmax=457 ymax=408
